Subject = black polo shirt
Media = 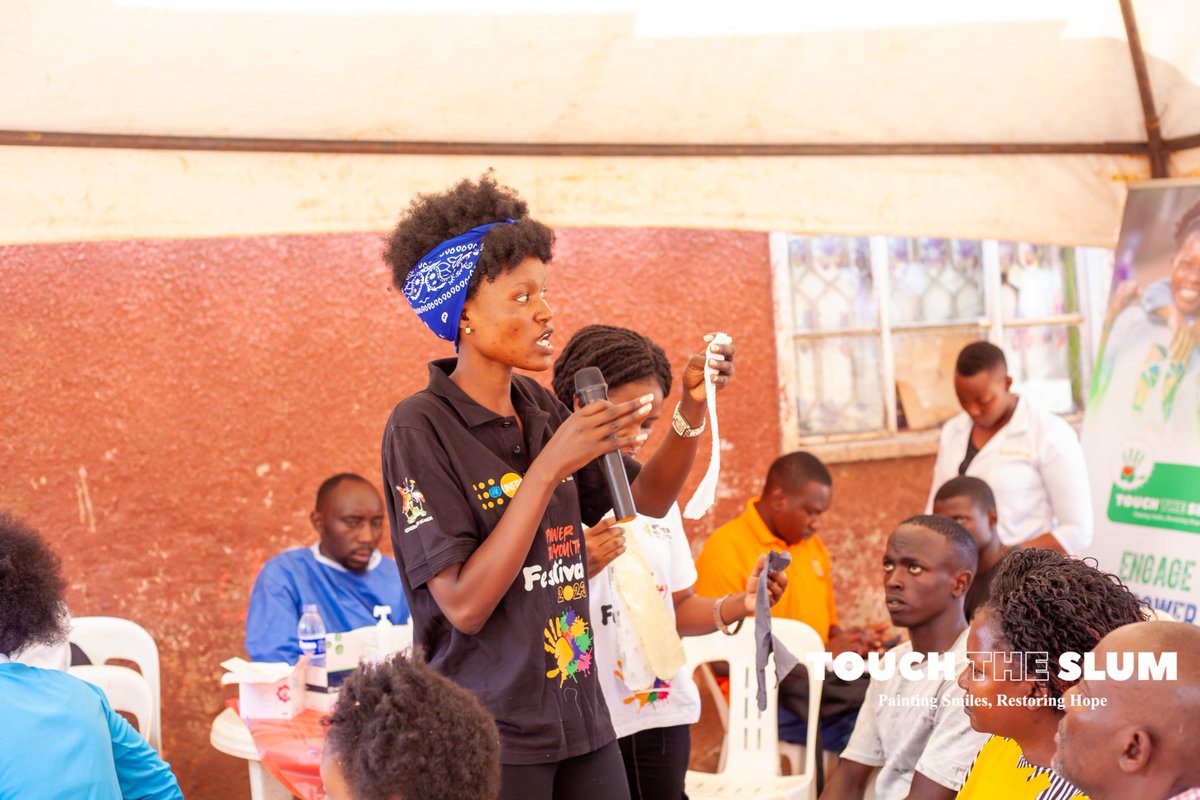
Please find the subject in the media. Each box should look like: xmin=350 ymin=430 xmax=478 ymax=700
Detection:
xmin=381 ymin=358 xmax=640 ymax=764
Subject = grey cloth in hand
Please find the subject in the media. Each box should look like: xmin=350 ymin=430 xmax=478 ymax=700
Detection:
xmin=755 ymin=550 xmax=802 ymax=711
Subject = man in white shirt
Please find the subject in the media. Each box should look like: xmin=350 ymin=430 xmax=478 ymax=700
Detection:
xmin=925 ymin=341 xmax=1093 ymax=554
xmin=820 ymin=515 xmax=989 ymax=800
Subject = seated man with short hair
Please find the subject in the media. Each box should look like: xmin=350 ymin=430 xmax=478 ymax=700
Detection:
xmin=820 ymin=515 xmax=989 ymax=800
xmin=695 ymin=451 xmax=883 ymax=752
xmin=246 ymin=473 xmax=410 ymax=663
xmin=930 ymin=476 xmax=1011 ymax=620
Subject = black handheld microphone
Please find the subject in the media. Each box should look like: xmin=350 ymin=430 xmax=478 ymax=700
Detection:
xmin=573 ymin=366 xmax=638 ymax=523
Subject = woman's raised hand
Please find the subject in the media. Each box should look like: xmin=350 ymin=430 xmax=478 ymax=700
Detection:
xmin=680 ymin=333 xmax=736 ymax=406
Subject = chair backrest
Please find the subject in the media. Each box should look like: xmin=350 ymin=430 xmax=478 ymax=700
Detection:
xmin=69 ymin=664 xmax=155 ymax=743
xmin=682 ymin=617 xmax=825 ymax=779
xmin=70 ymin=617 xmax=162 ymax=752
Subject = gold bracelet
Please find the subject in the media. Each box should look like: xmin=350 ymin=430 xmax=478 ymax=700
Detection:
xmin=713 ymin=594 xmax=744 ymax=636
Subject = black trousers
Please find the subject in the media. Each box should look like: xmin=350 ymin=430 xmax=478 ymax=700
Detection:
xmin=617 ymin=724 xmax=691 ymax=800
xmin=498 ymin=741 xmax=632 ymax=800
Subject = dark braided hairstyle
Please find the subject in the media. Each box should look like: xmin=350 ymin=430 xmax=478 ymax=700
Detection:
xmin=551 ymin=324 xmax=674 ymax=409
xmin=383 ymin=171 xmax=554 ymax=301
xmin=1174 ymin=196 xmax=1200 ymax=247
xmin=983 ymin=549 xmax=1148 ymax=700
xmin=0 ymin=511 xmax=69 ymax=657
xmin=323 ymin=653 xmax=501 ymax=800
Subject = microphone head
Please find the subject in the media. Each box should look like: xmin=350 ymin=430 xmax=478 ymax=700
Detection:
xmin=573 ymin=366 xmax=606 ymax=393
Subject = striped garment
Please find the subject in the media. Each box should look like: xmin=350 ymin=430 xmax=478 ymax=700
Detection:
xmin=955 ymin=735 xmax=1088 ymax=800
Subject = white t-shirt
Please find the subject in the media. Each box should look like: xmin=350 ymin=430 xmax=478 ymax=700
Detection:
xmin=841 ymin=629 xmax=989 ymax=800
xmin=590 ymin=503 xmax=703 ymax=738
xmin=925 ymin=396 xmax=1094 ymax=553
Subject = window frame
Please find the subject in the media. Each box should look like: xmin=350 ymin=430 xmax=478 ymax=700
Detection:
xmin=770 ymin=232 xmax=1105 ymax=463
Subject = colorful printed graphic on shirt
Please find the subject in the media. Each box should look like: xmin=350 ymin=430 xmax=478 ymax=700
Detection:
xmin=395 ymin=478 xmax=429 ymax=528
xmin=471 ymin=472 xmax=523 ymax=510
xmin=615 ymin=660 xmax=672 ymax=708
xmin=546 ymin=524 xmax=581 ymax=561
xmin=544 ymin=609 xmax=594 ymax=686
xmin=471 ymin=478 xmax=508 ymax=510
xmin=555 ymin=580 xmax=587 ymax=603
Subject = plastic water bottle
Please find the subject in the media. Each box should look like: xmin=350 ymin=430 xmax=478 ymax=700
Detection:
xmin=297 ymin=604 xmax=326 ymax=668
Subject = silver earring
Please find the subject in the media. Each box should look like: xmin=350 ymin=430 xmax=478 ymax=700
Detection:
xmin=464 ymin=325 xmax=472 ymax=335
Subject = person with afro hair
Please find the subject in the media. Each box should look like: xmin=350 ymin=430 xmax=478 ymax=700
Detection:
xmin=0 ymin=510 xmax=182 ymax=799
xmin=954 ymin=548 xmax=1148 ymax=800
xmin=320 ymin=653 xmax=501 ymax=800
xmin=380 ymin=174 xmax=733 ymax=800
xmin=551 ymin=324 xmax=785 ymax=800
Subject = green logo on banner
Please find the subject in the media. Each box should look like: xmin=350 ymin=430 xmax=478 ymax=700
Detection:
xmin=1108 ymin=446 xmax=1200 ymax=533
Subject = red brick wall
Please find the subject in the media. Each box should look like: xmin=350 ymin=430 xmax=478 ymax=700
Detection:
xmin=0 ymin=228 xmax=933 ymax=797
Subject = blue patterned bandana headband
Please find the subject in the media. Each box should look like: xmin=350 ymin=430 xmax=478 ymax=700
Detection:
xmin=401 ymin=220 xmax=514 ymax=347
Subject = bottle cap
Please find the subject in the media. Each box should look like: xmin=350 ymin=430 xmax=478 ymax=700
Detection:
xmin=303 ymin=603 xmax=317 ymax=613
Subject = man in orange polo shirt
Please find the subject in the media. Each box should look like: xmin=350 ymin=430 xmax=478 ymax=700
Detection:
xmin=695 ymin=451 xmax=884 ymax=753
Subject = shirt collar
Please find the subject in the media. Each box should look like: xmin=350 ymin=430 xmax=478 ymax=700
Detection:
xmin=998 ymin=394 xmax=1031 ymax=437
xmin=743 ymin=498 xmax=788 ymax=548
xmin=310 ymin=542 xmax=382 ymax=573
xmin=426 ymin=358 xmax=551 ymax=434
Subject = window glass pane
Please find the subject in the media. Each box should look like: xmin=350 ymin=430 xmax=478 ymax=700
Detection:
xmin=893 ymin=330 xmax=981 ymax=430
xmin=788 ymin=236 xmax=876 ymax=332
xmin=794 ymin=336 xmax=883 ymax=434
xmin=1004 ymin=324 xmax=1081 ymax=413
xmin=998 ymin=243 xmax=1077 ymax=319
xmin=888 ymin=237 xmax=984 ymax=325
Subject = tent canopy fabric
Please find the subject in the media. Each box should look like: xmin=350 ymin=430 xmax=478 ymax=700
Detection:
xmin=4 ymin=0 xmax=1200 ymax=245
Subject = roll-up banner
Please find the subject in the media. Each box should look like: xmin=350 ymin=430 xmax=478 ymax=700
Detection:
xmin=1083 ymin=180 xmax=1200 ymax=623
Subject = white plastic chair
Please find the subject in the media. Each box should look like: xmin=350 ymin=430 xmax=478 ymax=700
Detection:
xmin=684 ymin=618 xmax=825 ymax=800
xmin=70 ymin=616 xmax=162 ymax=753
xmin=69 ymin=664 xmax=155 ymax=742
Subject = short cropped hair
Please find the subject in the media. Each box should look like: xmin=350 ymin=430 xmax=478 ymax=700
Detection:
xmin=383 ymin=172 xmax=554 ymax=303
xmin=983 ymin=549 xmax=1148 ymax=700
xmin=897 ymin=513 xmax=978 ymax=574
xmin=933 ymin=476 xmax=997 ymax=515
xmin=762 ymin=452 xmax=832 ymax=495
xmin=315 ymin=473 xmax=372 ymax=511
xmin=0 ymin=511 xmax=69 ymax=657
xmin=324 ymin=654 xmax=501 ymax=800
xmin=955 ymin=341 xmax=1007 ymax=377
xmin=551 ymin=324 xmax=673 ymax=410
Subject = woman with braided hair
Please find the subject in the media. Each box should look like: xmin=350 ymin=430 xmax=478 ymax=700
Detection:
xmin=954 ymin=549 xmax=1148 ymax=800
xmin=551 ymin=324 xmax=786 ymax=800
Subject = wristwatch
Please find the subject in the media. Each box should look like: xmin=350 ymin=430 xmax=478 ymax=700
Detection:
xmin=672 ymin=402 xmax=706 ymax=438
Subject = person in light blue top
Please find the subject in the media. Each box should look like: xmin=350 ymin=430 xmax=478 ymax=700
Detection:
xmin=0 ymin=510 xmax=181 ymax=800
xmin=246 ymin=473 xmax=410 ymax=663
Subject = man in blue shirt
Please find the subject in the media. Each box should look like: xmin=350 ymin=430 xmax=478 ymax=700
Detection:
xmin=246 ymin=473 xmax=410 ymax=663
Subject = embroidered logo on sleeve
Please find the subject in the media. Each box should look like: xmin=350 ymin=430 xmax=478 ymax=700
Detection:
xmin=395 ymin=478 xmax=433 ymax=533
xmin=544 ymin=609 xmax=594 ymax=686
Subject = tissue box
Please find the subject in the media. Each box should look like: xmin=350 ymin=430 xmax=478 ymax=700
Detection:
xmin=221 ymin=656 xmax=308 ymax=720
